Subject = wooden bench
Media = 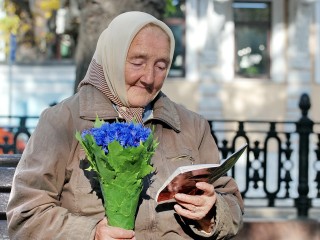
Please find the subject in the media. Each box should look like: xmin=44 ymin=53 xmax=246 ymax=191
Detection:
xmin=0 ymin=154 xmax=20 ymax=239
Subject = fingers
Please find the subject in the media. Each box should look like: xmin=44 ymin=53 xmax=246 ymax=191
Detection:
xmin=174 ymin=192 xmax=203 ymax=206
xmin=173 ymin=182 xmax=216 ymax=221
xmin=195 ymin=182 xmax=215 ymax=196
xmin=174 ymin=182 xmax=215 ymax=205
xmin=104 ymin=225 xmax=135 ymax=239
xmin=95 ymin=218 xmax=136 ymax=240
xmin=174 ymin=202 xmax=207 ymax=220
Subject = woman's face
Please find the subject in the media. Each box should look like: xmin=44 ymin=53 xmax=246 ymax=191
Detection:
xmin=125 ymin=25 xmax=171 ymax=107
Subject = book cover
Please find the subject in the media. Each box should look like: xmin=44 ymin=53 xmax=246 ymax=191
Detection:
xmin=156 ymin=143 xmax=248 ymax=203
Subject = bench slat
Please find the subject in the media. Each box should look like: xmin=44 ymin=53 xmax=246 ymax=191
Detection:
xmin=0 ymin=154 xmax=21 ymax=222
xmin=0 ymin=155 xmax=21 ymax=168
xmin=0 ymin=212 xmax=6 ymax=220
xmin=0 ymin=187 xmax=11 ymax=193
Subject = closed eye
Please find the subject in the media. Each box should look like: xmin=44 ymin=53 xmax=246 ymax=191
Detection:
xmin=156 ymin=62 xmax=168 ymax=71
xmin=130 ymin=62 xmax=144 ymax=68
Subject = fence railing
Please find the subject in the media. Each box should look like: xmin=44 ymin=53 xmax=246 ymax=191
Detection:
xmin=0 ymin=93 xmax=319 ymax=218
xmin=209 ymin=93 xmax=320 ymax=217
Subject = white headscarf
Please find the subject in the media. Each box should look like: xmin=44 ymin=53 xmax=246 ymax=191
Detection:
xmin=79 ymin=11 xmax=175 ymax=123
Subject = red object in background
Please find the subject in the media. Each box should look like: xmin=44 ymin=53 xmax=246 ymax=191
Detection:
xmin=0 ymin=128 xmax=26 ymax=153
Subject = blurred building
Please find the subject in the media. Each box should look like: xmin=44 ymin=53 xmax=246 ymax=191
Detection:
xmin=0 ymin=0 xmax=320 ymax=124
xmin=163 ymin=0 xmax=320 ymax=124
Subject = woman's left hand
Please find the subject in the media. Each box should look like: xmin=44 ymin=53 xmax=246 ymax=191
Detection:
xmin=174 ymin=182 xmax=216 ymax=227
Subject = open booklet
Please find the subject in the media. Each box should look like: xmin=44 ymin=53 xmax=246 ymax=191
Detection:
xmin=156 ymin=143 xmax=248 ymax=203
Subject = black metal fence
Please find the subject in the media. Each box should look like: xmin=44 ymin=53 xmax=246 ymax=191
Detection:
xmin=0 ymin=93 xmax=319 ymax=217
xmin=209 ymin=93 xmax=320 ymax=217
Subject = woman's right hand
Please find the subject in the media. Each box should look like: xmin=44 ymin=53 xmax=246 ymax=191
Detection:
xmin=94 ymin=218 xmax=136 ymax=240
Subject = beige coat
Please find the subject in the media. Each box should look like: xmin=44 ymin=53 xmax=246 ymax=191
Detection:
xmin=7 ymin=85 xmax=243 ymax=240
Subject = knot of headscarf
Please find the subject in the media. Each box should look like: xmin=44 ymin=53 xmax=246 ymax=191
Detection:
xmin=79 ymin=59 xmax=144 ymax=123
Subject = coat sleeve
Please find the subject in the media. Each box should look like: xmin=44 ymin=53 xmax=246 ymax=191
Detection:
xmin=6 ymin=107 xmax=100 ymax=240
xmin=188 ymin=118 xmax=244 ymax=239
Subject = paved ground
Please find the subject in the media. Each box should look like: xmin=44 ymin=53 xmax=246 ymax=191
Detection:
xmin=234 ymin=219 xmax=320 ymax=240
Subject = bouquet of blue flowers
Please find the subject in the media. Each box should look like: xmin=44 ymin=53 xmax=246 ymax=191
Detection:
xmin=76 ymin=117 xmax=158 ymax=230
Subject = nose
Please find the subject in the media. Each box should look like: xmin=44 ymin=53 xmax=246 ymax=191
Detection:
xmin=141 ymin=65 xmax=154 ymax=85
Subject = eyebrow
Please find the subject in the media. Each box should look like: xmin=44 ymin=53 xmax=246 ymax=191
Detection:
xmin=128 ymin=54 xmax=147 ymax=60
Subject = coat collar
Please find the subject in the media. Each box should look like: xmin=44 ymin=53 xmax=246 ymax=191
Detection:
xmin=151 ymin=92 xmax=181 ymax=132
xmin=78 ymin=85 xmax=181 ymax=132
xmin=79 ymin=85 xmax=119 ymax=121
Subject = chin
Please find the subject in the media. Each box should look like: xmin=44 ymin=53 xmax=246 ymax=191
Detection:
xmin=130 ymin=103 xmax=148 ymax=108
xmin=129 ymin=99 xmax=151 ymax=108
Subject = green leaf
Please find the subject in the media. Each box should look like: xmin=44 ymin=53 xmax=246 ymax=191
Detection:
xmin=94 ymin=115 xmax=104 ymax=128
xmin=93 ymin=148 xmax=115 ymax=183
xmin=137 ymin=164 xmax=154 ymax=179
xmin=76 ymin=131 xmax=98 ymax=173
xmin=106 ymin=141 xmax=128 ymax=172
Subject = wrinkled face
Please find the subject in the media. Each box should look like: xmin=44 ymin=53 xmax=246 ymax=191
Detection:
xmin=125 ymin=25 xmax=171 ymax=107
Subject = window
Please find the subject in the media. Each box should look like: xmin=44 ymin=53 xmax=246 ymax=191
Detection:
xmin=233 ymin=1 xmax=271 ymax=79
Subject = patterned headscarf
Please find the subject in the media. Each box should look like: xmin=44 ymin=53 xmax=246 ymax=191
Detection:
xmin=78 ymin=11 xmax=175 ymax=123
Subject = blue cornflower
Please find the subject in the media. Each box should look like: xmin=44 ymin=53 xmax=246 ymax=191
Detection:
xmin=81 ymin=122 xmax=151 ymax=154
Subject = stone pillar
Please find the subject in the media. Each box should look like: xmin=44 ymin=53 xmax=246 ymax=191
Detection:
xmin=286 ymin=0 xmax=314 ymax=120
xmin=315 ymin=0 xmax=320 ymax=84
xmin=197 ymin=0 xmax=233 ymax=82
xmin=0 ymin=66 xmax=10 ymax=118
xmin=270 ymin=0 xmax=286 ymax=83
xmin=187 ymin=0 xmax=232 ymax=119
xmin=185 ymin=0 xmax=200 ymax=81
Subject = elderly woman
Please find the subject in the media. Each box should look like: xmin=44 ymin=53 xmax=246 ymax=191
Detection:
xmin=7 ymin=12 xmax=243 ymax=240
